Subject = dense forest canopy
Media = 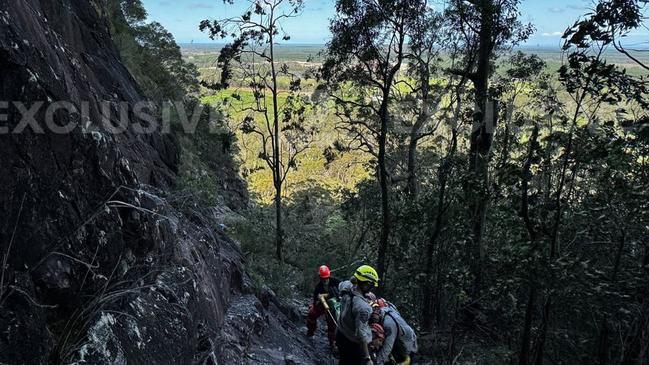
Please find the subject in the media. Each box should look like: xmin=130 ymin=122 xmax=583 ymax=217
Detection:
xmin=189 ymin=0 xmax=649 ymax=363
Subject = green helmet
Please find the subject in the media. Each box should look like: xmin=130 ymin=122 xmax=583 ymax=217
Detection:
xmin=354 ymin=265 xmax=379 ymax=287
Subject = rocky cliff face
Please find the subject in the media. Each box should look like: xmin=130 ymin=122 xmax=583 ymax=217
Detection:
xmin=0 ymin=1 xmax=323 ymax=364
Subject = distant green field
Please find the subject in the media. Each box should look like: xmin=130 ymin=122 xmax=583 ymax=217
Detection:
xmin=181 ymin=43 xmax=649 ymax=74
xmin=182 ymin=44 xmax=324 ymax=68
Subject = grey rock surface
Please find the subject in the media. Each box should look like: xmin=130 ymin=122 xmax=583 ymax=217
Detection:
xmin=0 ymin=1 xmax=324 ymax=364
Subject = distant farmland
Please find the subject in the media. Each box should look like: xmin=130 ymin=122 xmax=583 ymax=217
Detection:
xmin=181 ymin=43 xmax=649 ymax=76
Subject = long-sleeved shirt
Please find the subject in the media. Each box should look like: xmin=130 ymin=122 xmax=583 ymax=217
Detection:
xmin=374 ymin=307 xmax=418 ymax=364
xmin=337 ymin=280 xmax=373 ymax=344
xmin=312 ymin=277 xmax=341 ymax=304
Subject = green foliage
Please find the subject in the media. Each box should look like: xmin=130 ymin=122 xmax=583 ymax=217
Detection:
xmin=174 ymin=100 xmax=241 ymax=208
xmin=119 ymin=0 xmax=147 ymax=23
xmin=169 ymin=1 xmax=649 ymax=364
xmin=133 ymin=22 xmax=199 ymax=96
xmin=107 ymin=0 xmax=198 ymax=101
xmin=222 ymin=39 xmax=647 ymax=365
xmin=225 ymin=207 xmax=298 ymax=297
xmin=104 ymin=0 xmax=239 ymax=214
xmin=201 ymin=90 xmax=370 ymax=204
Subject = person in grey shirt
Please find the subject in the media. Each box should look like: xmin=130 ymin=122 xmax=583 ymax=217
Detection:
xmin=336 ymin=265 xmax=380 ymax=365
xmin=371 ymin=302 xmax=418 ymax=365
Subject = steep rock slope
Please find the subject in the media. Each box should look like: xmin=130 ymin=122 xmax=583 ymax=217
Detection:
xmin=0 ymin=1 xmax=319 ymax=364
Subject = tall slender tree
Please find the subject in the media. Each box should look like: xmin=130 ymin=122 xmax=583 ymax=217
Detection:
xmin=321 ymin=0 xmax=428 ymax=283
xmin=446 ymin=0 xmax=532 ymax=304
xmin=387 ymin=7 xmax=446 ymax=198
xmin=201 ymin=0 xmax=309 ymax=262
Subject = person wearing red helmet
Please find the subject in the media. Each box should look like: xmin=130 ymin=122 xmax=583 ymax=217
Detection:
xmin=306 ymin=265 xmax=341 ymax=352
xmin=319 ymin=265 xmax=331 ymax=279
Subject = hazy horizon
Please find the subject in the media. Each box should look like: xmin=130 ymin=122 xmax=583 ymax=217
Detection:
xmin=144 ymin=0 xmax=649 ymax=48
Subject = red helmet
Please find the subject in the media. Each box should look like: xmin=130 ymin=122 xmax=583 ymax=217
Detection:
xmin=319 ymin=265 xmax=331 ymax=279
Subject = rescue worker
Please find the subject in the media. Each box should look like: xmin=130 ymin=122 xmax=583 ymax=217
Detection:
xmin=369 ymin=299 xmax=418 ymax=365
xmin=307 ymin=265 xmax=341 ymax=351
xmin=336 ymin=265 xmax=380 ymax=365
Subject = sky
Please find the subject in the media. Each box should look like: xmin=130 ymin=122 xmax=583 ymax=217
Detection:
xmin=141 ymin=0 xmax=649 ymax=48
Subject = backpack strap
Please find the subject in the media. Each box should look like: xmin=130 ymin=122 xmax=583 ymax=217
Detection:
xmin=385 ymin=311 xmax=405 ymax=339
xmin=342 ymin=290 xmax=355 ymax=312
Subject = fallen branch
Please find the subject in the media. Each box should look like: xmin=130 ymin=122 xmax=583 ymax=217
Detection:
xmin=8 ymin=285 xmax=58 ymax=309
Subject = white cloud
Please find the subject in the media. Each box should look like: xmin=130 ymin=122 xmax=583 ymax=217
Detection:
xmin=567 ymin=4 xmax=587 ymax=10
xmin=542 ymin=31 xmax=563 ymax=37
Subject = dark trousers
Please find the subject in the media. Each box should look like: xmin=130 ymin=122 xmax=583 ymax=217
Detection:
xmin=306 ymin=303 xmax=337 ymax=345
xmin=336 ymin=330 xmax=365 ymax=364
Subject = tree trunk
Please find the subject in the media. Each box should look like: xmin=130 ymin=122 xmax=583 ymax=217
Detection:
xmin=406 ymin=135 xmax=419 ymax=197
xmin=466 ymin=0 xmax=496 ymax=303
xmin=422 ymin=128 xmax=457 ymax=331
xmin=407 ymin=62 xmax=432 ymax=197
xmin=269 ymin=28 xmax=284 ymax=262
xmin=518 ymin=286 xmax=537 ymax=365
xmin=533 ymin=295 xmax=552 ymax=365
xmin=495 ymin=102 xmax=514 ymax=198
xmin=612 ymin=229 xmax=625 ymax=281
xmin=376 ymin=25 xmax=405 ymax=284
xmin=518 ymin=125 xmax=539 ymax=365
xmin=275 ymin=190 xmax=283 ymax=261
xmin=521 ymin=126 xmax=539 ymax=243
xmin=532 ymin=103 xmax=582 ymax=363
xmin=595 ymin=319 xmax=611 ymax=365
xmin=376 ymin=93 xmax=391 ymax=284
